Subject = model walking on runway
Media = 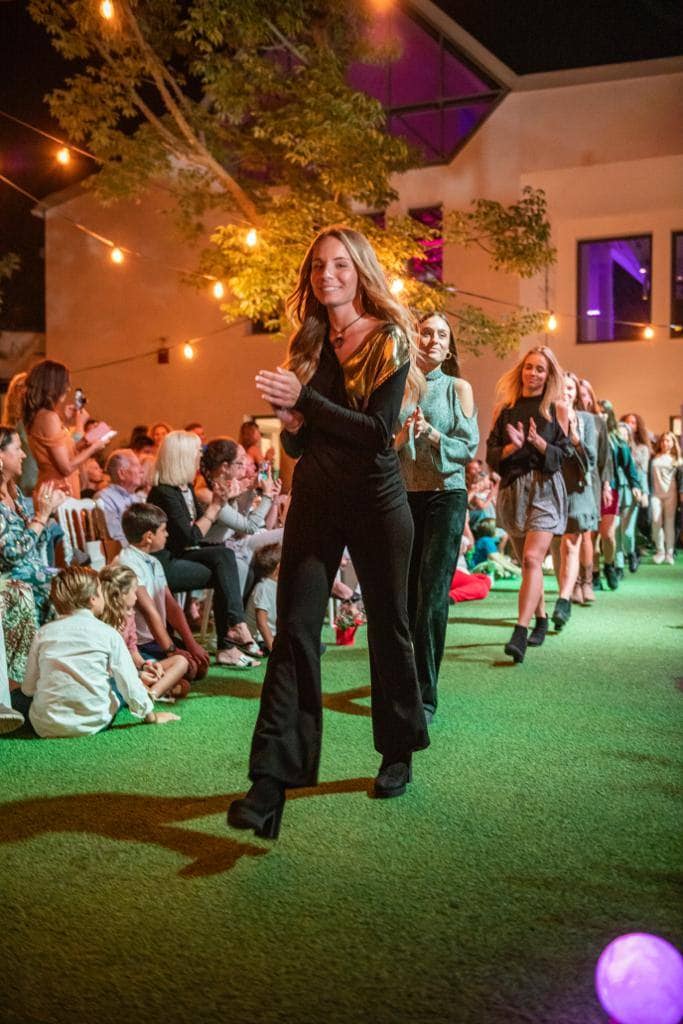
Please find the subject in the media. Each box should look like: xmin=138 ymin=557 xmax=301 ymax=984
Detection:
xmin=227 ymin=227 xmax=429 ymax=839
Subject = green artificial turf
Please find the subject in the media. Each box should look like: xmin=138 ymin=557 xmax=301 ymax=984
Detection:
xmin=2 ymin=562 xmax=682 ymax=1024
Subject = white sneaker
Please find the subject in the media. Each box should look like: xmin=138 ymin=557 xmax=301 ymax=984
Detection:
xmin=0 ymin=704 xmax=25 ymax=734
xmin=664 ymin=552 xmax=675 ymax=565
xmin=652 ymin=552 xmax=665 ymax=564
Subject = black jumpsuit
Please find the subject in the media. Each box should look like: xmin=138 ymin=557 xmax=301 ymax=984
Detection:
xmin=248 ymin=324 xmax=430 ymax=788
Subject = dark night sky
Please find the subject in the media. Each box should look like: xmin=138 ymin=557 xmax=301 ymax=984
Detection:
xmin=1 ymin=0 xmax=681 ymax=331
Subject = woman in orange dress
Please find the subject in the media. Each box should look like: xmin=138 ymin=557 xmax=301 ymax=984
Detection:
xmin=24 ymin=360 xmax=107 ymax=498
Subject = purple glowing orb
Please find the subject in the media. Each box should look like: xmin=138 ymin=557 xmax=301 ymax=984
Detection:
xmin=595 ymin=933 xmax=683 ymax=1024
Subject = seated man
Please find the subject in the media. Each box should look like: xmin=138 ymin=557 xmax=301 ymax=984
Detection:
xmin=96 ymin=449 xmax=144 ymax=545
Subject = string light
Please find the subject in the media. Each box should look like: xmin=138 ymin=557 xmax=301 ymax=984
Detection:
xmin=546 ymin=312 xmax=557 ymax=332
xmin=212 ymin=281 xmax=225 ymax=299
xmin=643 ymin=325 xmax=655 ymax=339
xmin=56 ymin=147 xmax=71 ymax=166
xmin=245 ymin=228 xmax=258 ymax=247
xmin=100 ymin=0 xmax=114 ymax=19
xmin=183 ymin=343 xmax=195 ymax=360
xmin=390 ymin=277 xmax=404 ymax=295
xmin=110 ymin=246 xmax=124 ymax=264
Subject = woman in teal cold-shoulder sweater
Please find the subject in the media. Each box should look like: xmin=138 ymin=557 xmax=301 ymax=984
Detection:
xmin=396 ymin=313 xmax=479 ymax=722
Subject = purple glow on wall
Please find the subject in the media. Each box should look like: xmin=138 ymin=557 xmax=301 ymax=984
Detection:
xmin=578 ymin=235 xmax=652 ymax=343
xmin=595 ymin=933 xmax=683 ymax=1024
xmin=348 ymin=9 xmax=502 ymax=163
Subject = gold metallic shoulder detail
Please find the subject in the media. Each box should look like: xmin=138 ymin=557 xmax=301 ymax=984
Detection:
xmin=342 ymin=323 xmax=410 ymax=410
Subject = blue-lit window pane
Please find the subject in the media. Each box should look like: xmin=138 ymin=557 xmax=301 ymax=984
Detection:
xmin=348 ymin=9 xmax=503 ymax=165
xmin=409 ymin=205 xmax=443 ymax=284
xmin=672 ymin=232 xmax=683 ymax=338
xmin=577 ymin=235 xmax=652 ymax=343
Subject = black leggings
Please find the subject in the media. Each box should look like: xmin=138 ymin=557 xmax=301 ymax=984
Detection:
xmin=407 ymin=490 xmax=467 ymax=712
xmin=153 ymin=546 xmax=245 ymax=648
xmin=248 ymin=493 xmax=429 ymax=787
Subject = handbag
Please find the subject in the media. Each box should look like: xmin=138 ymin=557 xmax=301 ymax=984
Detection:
xmin=563 ymin=444 xmax=590 ymax=493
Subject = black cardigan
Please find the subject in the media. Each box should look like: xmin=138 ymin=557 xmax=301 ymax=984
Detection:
xmin=147 ymin=483 xmax=206 ymax=558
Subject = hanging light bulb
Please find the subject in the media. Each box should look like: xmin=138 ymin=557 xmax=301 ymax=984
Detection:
xmin=212 ymin=281 xmax=225 ymax=299
xmin=100 ymin=0 xmax=115 ymax=19
xmin=546 ymin=312 xmax=558 ymax=332
xmin=643 ymin=325 xmax=655 ymax=340
xmin=110 ymin=246 xmax=124 ymax=264
xmin=390 ymin=277 xmax=404 ymax=296
xmin=245 ymin=228 xmax=258 ymax=248
xmin=183 ymin=343 xmax=195 ymax=360
xmin=56 ymin=147 xmax=71 ymax=166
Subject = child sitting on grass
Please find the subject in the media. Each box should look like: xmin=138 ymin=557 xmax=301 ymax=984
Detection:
xmin=99 ymin=565 xmax=191 ymax=702
xmin=21 ymin=566 xmax=179 ymax=737
xmin=118 ymin=503 xmax=210 ymax=679
xmin=244 ymin=543 xmax=281 ymax=655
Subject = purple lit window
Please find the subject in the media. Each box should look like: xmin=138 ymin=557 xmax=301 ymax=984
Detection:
xmin=348 ymin=10 xmax=504 ymax=164
xmin=577 ymin=235 xmax=652 ymax=343
xmin=671 ymin=232 xmax=683 ymax=338
xmin=409 ymin=205 xmax=442 ymax=283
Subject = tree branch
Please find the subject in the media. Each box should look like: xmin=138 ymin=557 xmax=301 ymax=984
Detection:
xmin=118 ymin=0 xmax=260 ymax=223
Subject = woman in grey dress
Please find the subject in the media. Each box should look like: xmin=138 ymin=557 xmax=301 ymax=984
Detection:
xmin=550 ymin=372 xmax=598 ymax=630
xmin=578 ymin=378 xmax=613 ymax=600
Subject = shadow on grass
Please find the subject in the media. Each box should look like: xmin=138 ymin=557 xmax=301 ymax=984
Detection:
xmin=0 ymin=776 xmax=373 ymax=879
xmin=192 ymin=678 xmax=373 ymax=717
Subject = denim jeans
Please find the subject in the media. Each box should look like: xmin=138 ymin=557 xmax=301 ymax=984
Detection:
xmin=407 ymin=489 xmax=467 ymax=713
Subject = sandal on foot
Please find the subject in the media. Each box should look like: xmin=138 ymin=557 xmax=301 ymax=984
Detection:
xmin=216 ymin=648 xmax=261 ymax=669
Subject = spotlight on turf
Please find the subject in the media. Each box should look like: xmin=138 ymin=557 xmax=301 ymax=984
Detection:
xmin=595 ymin=933 xmax=683 ymax=1024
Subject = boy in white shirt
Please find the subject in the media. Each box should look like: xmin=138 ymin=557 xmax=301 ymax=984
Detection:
xmin=22 ymin=566 xmax=179 ymax=737
xmin=118 ymin=503 xmax=210 ymax=679
xmin=245 ymin=544 xmax=281 ymax=654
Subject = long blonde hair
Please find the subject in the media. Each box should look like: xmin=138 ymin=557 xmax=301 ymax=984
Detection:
xmin=654 ymin=431 xmax=682 ymax=464
xmin=99 ymin=564 xmax=138 ymax=632
xmin=285 ymin=226 xmax=425 ymax=406
xmin=153 ymin=430 xmax=201 ymax=488
xmin=493 ymin=345 xmax=564 ymax=422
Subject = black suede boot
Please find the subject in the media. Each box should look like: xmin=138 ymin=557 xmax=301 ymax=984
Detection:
xmin=552 ymin=598 xmax=572 ymax=631
xmin=227 ymin=777 xmax=286 ymax=839
xmin=527 ymin=615 xmax=549 ymax=647
xmin=504 ymin=624 xmax=528 ymax=663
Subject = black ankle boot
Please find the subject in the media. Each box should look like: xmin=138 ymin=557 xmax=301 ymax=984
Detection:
xmin=527 ymin=615 xmax=549 ymax=647
xmin=374 ymin=755 xmax=413 ymax=799
xmin=504 ymin=624 xmax=528 ymax=663
xmin=604 ymin=563 xmax=619 ymax=590
xmin=227 ymin=777 xmax=286 ymax=839
xmin=552 ymin=598 xmax=572 ymax=631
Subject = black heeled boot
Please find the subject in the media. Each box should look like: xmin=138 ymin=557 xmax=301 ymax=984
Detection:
xmin=527 ymin=615 xmax=549 ymax=647
xmin=374 ymin=755 xmax=413 ymax=799
xmin=227 ymin=777 xmax=286 ymax=839
xmin=504 ymin=624 xmax=528 ymax=663
xmin=551 ymin=597 xmax=572 ymax=631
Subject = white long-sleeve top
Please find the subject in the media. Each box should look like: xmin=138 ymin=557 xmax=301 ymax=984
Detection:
xmin=22 ymin=609 xmax=154 ymax=737
xmin=651 ymin=454 xmax=678 ymax=499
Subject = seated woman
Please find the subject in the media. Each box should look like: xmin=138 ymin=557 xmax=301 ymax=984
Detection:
xmin=24 ymin=359 xmax=108 ymax=498
xmin=147 ymin=431 xmax=261 ymax=668
xmin=195 ymin=438 xmax=283 ymax=594
xmin=0 ymin=425 xmax=62 ymax=683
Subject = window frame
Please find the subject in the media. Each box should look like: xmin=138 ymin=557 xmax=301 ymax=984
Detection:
xmin=576 ymin=232 xmax=653 ymax=345
xmin=670 ymin=230 xmax=683 ymax=339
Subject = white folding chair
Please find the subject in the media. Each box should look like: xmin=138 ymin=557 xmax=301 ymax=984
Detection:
xmin=55 ymin=498 xmax=105 ymax=569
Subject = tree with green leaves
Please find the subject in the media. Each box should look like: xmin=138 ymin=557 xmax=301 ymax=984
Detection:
xmin=29 ymin=0 xmax=555 ymax=353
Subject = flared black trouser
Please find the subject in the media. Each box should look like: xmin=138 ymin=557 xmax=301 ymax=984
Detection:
xmin=407 ymin=489 xmax=467 ymax=713
xmin=248 ymin=493 xmax=430 ymax=787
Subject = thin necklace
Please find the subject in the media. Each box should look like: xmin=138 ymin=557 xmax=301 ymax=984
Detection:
xmin=329 ymin=312 xmax=363 ymax=349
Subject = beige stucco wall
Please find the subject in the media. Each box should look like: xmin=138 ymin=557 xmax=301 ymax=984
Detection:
xmin=396 ymin=67 xmax=683 ymax=446
xmin=44 ymin=189 xmax=285 ymax=443
xmin=44 ymin=64 xmax=683 ymax=452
